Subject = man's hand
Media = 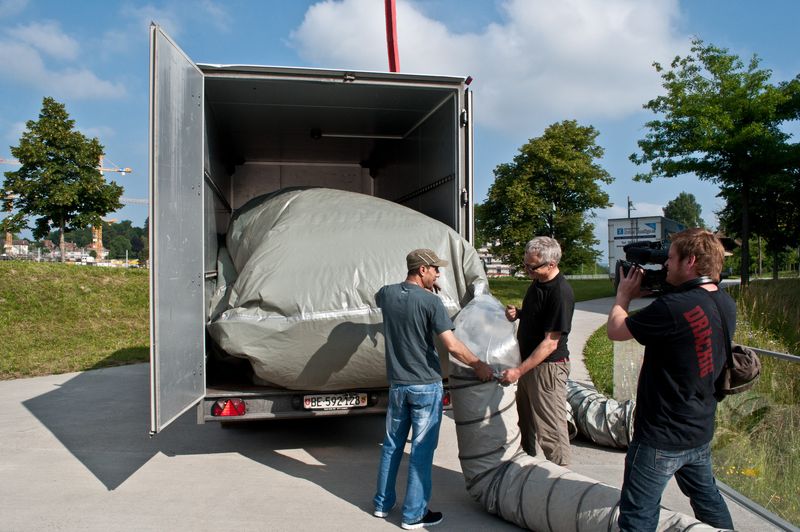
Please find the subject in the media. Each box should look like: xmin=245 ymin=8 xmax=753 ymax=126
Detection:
xmin=616 ymin=265 xmax=647 ymax=303
xmin=471 ymin=360 xmax=494 ymax=382
xmin=426 ymin=282 xmax=441 ymax=294
xmin=505 ymin=305 xmax=518 ymax=321
xmin=500 ymin=366 xmax=522 ymax=384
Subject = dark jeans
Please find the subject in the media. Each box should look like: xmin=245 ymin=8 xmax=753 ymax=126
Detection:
xmin=619 ymin=439 xmax=733 ymax=531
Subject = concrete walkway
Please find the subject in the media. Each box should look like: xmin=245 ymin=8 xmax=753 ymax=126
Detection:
xmin=0 ymin=296 xmax=785 ymax=531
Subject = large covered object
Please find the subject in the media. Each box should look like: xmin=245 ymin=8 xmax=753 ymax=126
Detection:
xmin=206 ymin=187 xmax=487 ymax=391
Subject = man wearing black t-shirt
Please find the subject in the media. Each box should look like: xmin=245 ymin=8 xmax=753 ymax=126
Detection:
xmin=607 ymin=229 xmax=734 ymax=531
xmin=501 ymin=236 xmax=575 ymax=466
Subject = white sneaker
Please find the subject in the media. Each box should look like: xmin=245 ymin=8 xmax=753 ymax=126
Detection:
xmin=373 ymin=503 xmax=395 ymax=518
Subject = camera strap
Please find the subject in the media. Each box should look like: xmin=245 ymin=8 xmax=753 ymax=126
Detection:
xmin=677 ymin=276 xmax=715 ymax=291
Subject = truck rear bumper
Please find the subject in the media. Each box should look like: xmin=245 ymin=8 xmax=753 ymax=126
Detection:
xmin=199 ymin=387 xmax=390 ymax=423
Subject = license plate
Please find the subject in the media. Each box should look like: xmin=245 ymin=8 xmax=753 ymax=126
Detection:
xmin=303 ymin=392 xmax=368 ymax=410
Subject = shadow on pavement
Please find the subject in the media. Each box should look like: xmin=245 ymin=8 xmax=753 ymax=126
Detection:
xmin=21 ymin=362 xmax=488 ymax=524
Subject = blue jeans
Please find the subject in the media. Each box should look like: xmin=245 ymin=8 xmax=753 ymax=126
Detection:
xmin=374 ymin=382 xmax=443 ymax=524
xmin=619 ymin=439 xmax=733 ymax=531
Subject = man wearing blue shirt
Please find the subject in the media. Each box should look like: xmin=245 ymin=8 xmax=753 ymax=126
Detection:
xmin=373 ymin=248 xmax=493 ymax=530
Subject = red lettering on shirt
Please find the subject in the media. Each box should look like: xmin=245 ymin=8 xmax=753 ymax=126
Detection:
xmin=682 ymin=305 xmax=715 ymax=378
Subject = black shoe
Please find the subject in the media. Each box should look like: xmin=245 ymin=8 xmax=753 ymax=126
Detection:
xmin=401 ymin=510 xmax=443 ymax=530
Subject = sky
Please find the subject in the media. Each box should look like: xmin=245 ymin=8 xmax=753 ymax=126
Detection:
xmin=1 ymin=0 xmax=799 ymax=265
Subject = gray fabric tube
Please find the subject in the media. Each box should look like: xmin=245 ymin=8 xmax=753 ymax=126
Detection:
xmin=566 ymin=380 xmax=634 ymax=449
xmin=448 ymin=295 xmax=725 ymax=531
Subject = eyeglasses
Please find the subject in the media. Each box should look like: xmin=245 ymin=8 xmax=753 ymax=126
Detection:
xmin=524 ymin=261 xmax=550 ymax=272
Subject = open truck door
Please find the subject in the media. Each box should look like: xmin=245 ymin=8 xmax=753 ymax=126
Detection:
xmin=149 ymin=24 xmax=205 ymax=434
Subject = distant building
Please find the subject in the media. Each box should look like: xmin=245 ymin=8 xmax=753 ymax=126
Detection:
xmin=10 ymin=239 xmax=30 ymax=256
xmin=477 ymin=243 xmax=513 ymax=277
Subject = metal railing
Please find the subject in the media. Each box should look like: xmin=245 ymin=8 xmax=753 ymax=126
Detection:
xmin=713 ymin=345 xmax=799 ymax=531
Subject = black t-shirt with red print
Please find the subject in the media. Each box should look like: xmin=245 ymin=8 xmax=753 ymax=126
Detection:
xmin=625 ymin=287 xmax=736 ymax=450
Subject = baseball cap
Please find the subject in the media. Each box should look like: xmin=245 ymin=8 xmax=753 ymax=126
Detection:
xmin=406 ymin=248 xmax=449 ymax=270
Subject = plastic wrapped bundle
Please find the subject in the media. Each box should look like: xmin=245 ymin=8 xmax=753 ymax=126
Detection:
xmin=448 ymin=296 xmax=723 ymax=531
xmin=206 ymin=187 xmax=487 ymax=390
xmin=451 ymin=294 xmax=521 ymax=379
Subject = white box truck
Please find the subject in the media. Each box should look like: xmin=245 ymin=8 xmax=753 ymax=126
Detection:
xmin=607 ymin=216 xmax=686 ymax=279
xmin=148 ymin=25 xmax=476 ymax=434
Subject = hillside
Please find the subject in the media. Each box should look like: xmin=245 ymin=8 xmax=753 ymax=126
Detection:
xmin=0 ymin=262 xmax=149 ymax=379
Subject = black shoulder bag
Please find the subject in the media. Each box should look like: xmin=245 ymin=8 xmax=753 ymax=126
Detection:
xmin=706 ymin=291 xmax=761 ymax=401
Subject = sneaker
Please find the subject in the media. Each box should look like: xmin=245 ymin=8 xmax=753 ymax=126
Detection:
xmin=401 ymin=510 xmax=443 ymax=530
xmin=373 ymin=503 xmax=395 ymax=518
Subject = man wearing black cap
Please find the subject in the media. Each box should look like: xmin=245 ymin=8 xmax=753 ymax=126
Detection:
xmin=373 ymin=248 xmax=493 ymax=530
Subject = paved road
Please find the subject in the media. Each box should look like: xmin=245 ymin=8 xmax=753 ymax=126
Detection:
xmin=0 ymin=296 xmax=783 ymax=531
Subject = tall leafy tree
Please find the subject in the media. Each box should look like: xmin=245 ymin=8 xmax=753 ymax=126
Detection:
xmin=1 ymin=97 xmax=123 ymax=261
xmin=481 ymin=120 xmax=612 ymax=272
xmin=630 ymin=39 xmax=800 ymax=284
xmin=663 ymin=192 xmax=705 ymax=228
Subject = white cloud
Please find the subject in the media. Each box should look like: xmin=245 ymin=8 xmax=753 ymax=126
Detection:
xmin=121 ymin=4 xmax=184 ymax=39
xmin=201 ymin=0 xmax=232 ymax=33
xmin=0 ymin=39 xmax=126 ymax=99
xmin=4 ymin=121 xmax=26 ymax=145
xmin=290 ymin=0 xmax=690 ymax=135
xmin=7 ymin=20 xmax=79 ymax=60
xmin=0 ymin=0 xmax=27 ymax=19
xmin=79 ymin=125 xmax=116 ymax=141
xmin=599 ymin=201 xmax=664 ymax=221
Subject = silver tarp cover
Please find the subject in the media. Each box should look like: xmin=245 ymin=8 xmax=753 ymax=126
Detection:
xmin=206 ymin=187 xmax=487 ymax=391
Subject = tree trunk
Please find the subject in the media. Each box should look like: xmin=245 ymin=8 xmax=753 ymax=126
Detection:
xmin=59 ymin=221 xmax=66 ymax=263
xmin=740 ymin=181 xmax=750 ymax=285
xmin=773 ymin=250 xmax=779 ymax=280
xmin=757 ymin=236 xmax=762 ymax=277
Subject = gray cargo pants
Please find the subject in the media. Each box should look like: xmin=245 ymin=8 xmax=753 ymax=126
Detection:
xmin=515 ymin=359 xmax=571 ymax=466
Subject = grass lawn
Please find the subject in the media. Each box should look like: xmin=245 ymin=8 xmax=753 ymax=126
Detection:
xmin=488 ymin=276 xmax=616 ymax=307
xmin=0 ymin=262 xmax=149 ymax=379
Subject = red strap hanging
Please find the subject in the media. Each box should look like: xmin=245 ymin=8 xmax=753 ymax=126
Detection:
xmin=384 ymin=0 xmax=400 ymax=72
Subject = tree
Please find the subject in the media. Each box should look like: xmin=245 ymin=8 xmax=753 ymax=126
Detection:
xmin=630 ymin=39 xmax=800 ymax=284
xmin=473 ymin=203 xmax=490 ymax=247
xmin=47 ymin=226 xmax=92 ymax=248
xmin=481 ymin=120 xmax=613 ymax=271
xmin=1 ymin=97 xmax=123 ymax=261
xmin=108 ymin=235 xmax=132 ymax=260
xmin=718 ymin=168 xmax=800 ymax=279
xmin=663 ymin=192 xmax=705 ymax=228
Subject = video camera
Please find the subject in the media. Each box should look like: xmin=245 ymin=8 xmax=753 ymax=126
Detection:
xmin=614 ymin=240 xmax=671 ymax=293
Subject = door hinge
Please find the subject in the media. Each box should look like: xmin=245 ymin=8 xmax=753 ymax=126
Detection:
xmin=460 ymin=188 xmax=469 ymax=207
xmin=460 ymin=110 xmax=468 ymax=127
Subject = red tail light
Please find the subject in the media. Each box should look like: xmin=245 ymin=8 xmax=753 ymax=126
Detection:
xmin=442 ymin=391 xmax=451 ymax=407
xmin=212 ymin=398 xmax=246 ymax=417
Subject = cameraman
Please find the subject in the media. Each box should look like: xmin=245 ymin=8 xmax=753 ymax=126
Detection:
xmin=606 ymin=228 xmax=734 ymax=531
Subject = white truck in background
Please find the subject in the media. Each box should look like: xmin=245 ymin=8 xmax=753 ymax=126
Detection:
xmin=607 ymin=216 xmax=686 ymax=279
xmin=148 ymin=25 xmax=476 ymax=434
